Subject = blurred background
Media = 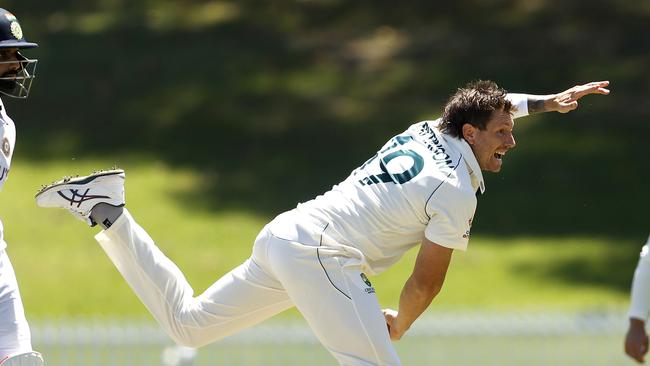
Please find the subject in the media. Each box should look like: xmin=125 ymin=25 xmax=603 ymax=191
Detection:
xmin=1 ymin=0 xmax=648 ymax=364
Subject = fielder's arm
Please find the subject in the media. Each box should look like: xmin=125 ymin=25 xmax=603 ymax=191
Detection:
xmin=521 ymin=80 xmax=610 ymax=114
xmin=626 ymin=239 xmax=650 ymax=363
xmin=626 ymin=318 xmax=648 ymax=364
xmin=383 ymin=238 xmax=453 ymax=341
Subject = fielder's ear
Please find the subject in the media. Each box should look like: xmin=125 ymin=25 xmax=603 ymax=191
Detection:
xmin=462 ymin=123 xmax=477 ymax=145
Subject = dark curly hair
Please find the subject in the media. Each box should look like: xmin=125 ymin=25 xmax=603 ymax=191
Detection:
xmin=439 ymin=80 xmax=514 ymax=138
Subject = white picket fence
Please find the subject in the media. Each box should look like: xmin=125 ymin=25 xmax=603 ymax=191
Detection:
xmin=31 ymin=309 xmax=636 ymax=366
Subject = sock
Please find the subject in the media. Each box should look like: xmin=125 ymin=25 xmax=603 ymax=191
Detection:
xmin=90 ymin=203 xmax=124 ymax=229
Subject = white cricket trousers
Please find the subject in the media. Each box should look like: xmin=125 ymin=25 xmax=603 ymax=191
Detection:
xmin=95 ymin=209 xmax=401 ymax=366
xmin=0 ymin=249 xmax=33 ymax=360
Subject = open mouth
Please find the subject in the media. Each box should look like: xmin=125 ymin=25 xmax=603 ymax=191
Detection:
xmin=494 ymin=152 xmax=505 ymax=160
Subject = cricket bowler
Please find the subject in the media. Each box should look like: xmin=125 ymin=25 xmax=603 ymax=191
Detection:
xmin=35 ymin=80 xmax=609 ymax=365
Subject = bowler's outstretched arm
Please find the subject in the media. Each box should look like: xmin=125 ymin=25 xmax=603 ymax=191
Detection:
xmin=523 ymin=81 xmax=610 ymax=114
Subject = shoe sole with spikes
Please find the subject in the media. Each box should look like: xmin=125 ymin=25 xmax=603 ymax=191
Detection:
xmin=35 ymin=169 xmax=126 ymax=218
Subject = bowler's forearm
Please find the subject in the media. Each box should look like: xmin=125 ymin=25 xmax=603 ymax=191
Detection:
xmin=394 ymin=277 xmax=442 ymax=333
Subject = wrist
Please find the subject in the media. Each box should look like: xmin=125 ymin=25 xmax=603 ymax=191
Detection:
xmin=527 ymin=95 xmax=554 ymax=114
xmin=393 ymin=315 xmax=411 ymax=335
xmin=543 ymin=94 xmax=557 ymax=112
xmin=630 ymin=317 xmax=647 ymax=330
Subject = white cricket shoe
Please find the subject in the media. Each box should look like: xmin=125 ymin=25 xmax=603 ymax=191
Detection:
xmin=35 ymin=169 xmax=125 ymax=225
xmin=0 ymin=351 xmax=44 ymax=366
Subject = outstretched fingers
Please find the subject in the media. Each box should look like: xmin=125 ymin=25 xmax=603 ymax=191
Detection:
xmin=552 ymin=81 xmax=610 ymax=113
xmin=572 ymin=81 xmax=610 ymax=99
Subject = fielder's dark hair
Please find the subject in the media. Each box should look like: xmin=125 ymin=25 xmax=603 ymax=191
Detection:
xmin=439 ymin=80 xmax=514 ymax=138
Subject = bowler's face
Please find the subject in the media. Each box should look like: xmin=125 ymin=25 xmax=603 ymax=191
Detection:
xmin=463 ymin=109 xmax=516 ymax=172
xmin=0 ymin=48 xmax=20 ymax=78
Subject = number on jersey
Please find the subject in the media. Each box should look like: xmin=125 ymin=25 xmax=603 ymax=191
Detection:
xmin=356 ymin=135 xmax=424 ymax=186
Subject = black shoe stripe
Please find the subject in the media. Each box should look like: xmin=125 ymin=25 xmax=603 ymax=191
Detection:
xmin=56 ymin=189 xmax=112 ymax=208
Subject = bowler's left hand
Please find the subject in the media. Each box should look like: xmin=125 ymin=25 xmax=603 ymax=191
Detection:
xmin=549 ymin=80 xmax=610 ymax=113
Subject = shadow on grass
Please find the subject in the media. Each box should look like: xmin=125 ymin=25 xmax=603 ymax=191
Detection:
xmin=508 ymin=236 xmax=641 ymax=294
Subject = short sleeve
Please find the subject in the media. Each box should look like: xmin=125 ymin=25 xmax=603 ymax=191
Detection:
xmin=0 ymin=131 xmax=11 ymax=189
xmin=424 ymin=187 xmax=476 ymax=251
xmin=0 ymin=106 xmax=16 ymax=191
xmin=506 ymin=93 xmax=529 ymax=119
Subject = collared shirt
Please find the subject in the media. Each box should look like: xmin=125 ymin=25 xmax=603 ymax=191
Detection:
xmin=278 ymin=93 xmax=530 ymax=274
xmin=440 ymin=124 xmax=485 ymax=194
xmin=286 ymin=120 xmax=478 ymax=274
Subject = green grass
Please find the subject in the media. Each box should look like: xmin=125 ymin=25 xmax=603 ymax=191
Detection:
xmin=37 ymin=335 xmax=636 ymax=366
xmin=377 ymin=236 xmax=632 ymax=311
xmin=1 ymin=158 xmax=633 ymax=318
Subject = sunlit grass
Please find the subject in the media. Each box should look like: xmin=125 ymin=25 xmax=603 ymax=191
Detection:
xmin=375 ymin=236 xmax=632 ymax=311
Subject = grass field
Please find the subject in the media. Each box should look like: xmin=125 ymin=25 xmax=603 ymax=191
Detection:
xmin=31 ymin=311 xmax=636 ymax=365
xmin=1 ymin=158 xmax=635 ymax=318
xmin=38 ymin=336 xmax=634 ymax=366
xmin=34 ymin=324 xmax=636 ymax=366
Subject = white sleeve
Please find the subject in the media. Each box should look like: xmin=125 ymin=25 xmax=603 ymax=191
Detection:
xmin=0 ymin=101 xmax=15 ymax=191
xmin=0 ymin=155 xmax=7 ymax=191
xmin=424 ymin=186 xmax=474 ymax=251
xmin=506 ymin=93 xmax=529 ymax=119
xmin=629 ymin=236 xmax=650 ymax=321
xmin=0 ymin=132 xmax=12 ymax=192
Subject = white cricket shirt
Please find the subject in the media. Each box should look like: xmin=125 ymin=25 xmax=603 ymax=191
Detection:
xmin=0 ymin=98 xmax=16 ymax=251
xmin=629 ymin=235 xmax=650 ymax=321
xmin=274 ymin=94 xmax=528 ymax=274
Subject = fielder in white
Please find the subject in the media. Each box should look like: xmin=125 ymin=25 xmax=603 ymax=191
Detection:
xmin=626 ymin=234 xmax=650 ymax=364
xmin=36 ymin=80 xmax=609 ymax=365
xmin=0 ymin=8 xmax=43 ymax=366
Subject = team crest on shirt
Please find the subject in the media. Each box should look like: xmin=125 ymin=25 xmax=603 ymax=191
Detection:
xmin=1 ymin=137 xmax=10 ymax=157
xmin=360 ymin=273 xmax=375 ymax=294
xmin=462 ymin=218 xmax=473 ymax=239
